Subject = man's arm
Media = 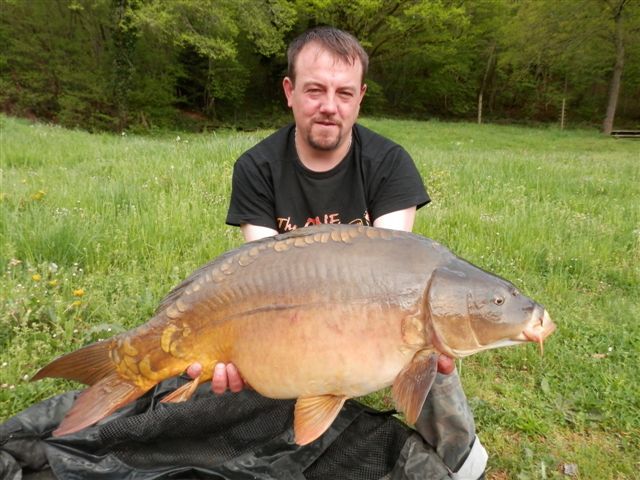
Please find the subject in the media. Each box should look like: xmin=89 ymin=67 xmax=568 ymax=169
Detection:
xmin=372 ymin=206 xmax=417 ymax=231
xmin=241 ymin=223 xmax=278 ymax=242
xmin=243 ymin=208 xmax=420 ymax=240
xmin=243 ymin=208 xmax=419 ymax=241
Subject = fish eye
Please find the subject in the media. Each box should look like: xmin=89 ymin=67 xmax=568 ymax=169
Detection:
xmin=493 ymin=296 xmax=505 ymax=306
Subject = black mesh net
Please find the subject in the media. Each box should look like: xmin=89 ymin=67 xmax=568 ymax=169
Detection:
xmin=101 ymin=391 xmax=295 ymax=469
xmin=305 ymin=408 xmax=411 ymax=480
xmin=2 ymin=378 xmax=416 ymax=479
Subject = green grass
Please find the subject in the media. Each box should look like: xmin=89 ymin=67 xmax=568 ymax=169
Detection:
xmin=1 ymin=115 xmax=639 ymax=478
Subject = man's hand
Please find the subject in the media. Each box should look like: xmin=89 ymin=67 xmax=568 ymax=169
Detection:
xmin=186 ymin=362 xmax=246 ymax=394
xmin=186 ymin=355 xmax=454 ymax=396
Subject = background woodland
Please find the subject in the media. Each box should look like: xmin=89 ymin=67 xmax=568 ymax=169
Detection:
xmin=2 ymin=0 xmax=639 ymax=133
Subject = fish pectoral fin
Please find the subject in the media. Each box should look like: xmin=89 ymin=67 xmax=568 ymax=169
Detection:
xmin=392 ymin=350 xmax=439 ymax=425
xmin=160 ymin=377 xmax=203 ymax=403
xmin=53 ymin=373 xmax=146 ymax=437
xmin=294 ymin=394 xmax=348 ymax=446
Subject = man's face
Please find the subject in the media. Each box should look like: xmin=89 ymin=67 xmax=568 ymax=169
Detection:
xmin=283 ymin=44 xmax=366 ymax=152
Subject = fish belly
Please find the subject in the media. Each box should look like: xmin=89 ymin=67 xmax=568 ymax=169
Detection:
xmin=230 ymin=302 xmax=420 ymax=399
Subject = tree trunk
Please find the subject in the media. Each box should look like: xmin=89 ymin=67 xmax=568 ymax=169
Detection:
xmin=602 ymin=0 xmax=626 ymax=135
xmin=112 ymin=0 xmax=137 ymax=131
xmin=560 ymin=76 xmax=568 ymax=130
xmin=477 ymin=43 xmax=496 ymax=125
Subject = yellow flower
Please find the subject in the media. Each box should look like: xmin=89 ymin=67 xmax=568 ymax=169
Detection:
xmin=32 ymin=274 xmax=42 ymax=282
xmin=48 ymin=279 xmax=58 ymax=287
xmin=73 ymin=288 xmax=85 ymax=297
xmin=31 ymin=190 xmax=46 ymax=201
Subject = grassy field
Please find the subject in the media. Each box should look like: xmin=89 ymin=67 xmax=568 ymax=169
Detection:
xmin=1 ymin=115 xmax=638 ymax=478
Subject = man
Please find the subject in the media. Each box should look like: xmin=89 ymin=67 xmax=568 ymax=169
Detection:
xmin=189 ymin=27 xmax=487 ymax=478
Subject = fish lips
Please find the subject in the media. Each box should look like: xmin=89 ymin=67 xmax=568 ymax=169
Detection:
xmin=520 ymin=307 xmax=556 ymax=354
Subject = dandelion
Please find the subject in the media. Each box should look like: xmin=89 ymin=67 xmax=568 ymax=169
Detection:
xmin=32 ymin=273 xmax=42 ymax=282
xmin=73 ymin=288 xmax=85 ymax=297
xmin=31 ymin=190 xmax=46 ymax=201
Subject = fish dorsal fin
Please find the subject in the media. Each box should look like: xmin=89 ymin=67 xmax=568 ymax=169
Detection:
xmin=294 ymin=394 xmax=347 ymax=445
xmin=392 ymin=350 xmax=439 ymax=424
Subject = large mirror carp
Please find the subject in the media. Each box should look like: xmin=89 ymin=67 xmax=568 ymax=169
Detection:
xmin=33 ymin=224 xmax=555 ymax=445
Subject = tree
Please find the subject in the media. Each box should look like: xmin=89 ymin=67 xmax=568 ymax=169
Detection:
xmin=1 ymin=0 xmax=639 ymax=129
xmin=1 ymin=0 xmax=116 ymax=128
xmin=501 ymin=0 xmax=640 ymax=127
xmin=603 ymin=0 xmax=629 ymax=134
xmin=112 ymin=0 xmax=139 ymax=130
xmin=295 ymin=0 xmax=473 ymax=116
xmin=132 ymin=0 xmax=296 ymax=118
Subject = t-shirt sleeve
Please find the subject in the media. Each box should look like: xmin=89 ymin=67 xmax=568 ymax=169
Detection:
xmin=225 ymin=155 xmax=277 ymax=230
xmin=367 ymin=146 xmax=430 ymax=221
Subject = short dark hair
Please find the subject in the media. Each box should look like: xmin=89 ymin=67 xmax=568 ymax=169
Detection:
xmin=287 ymin=26 xmax=369 ymax=85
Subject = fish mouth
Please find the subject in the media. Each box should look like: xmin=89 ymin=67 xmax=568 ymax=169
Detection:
xmin=518 ymin=307 xmax=556 ymax=354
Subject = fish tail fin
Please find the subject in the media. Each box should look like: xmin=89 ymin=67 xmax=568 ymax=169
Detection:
xmin=53 ymin=373 xmax=147 ymax=436
xmin=31 ymin=340 xmax=114 ymax=385
xmin=33 ymin=340 xmax=150 ymax=436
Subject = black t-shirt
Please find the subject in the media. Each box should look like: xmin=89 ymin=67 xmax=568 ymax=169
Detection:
xmin=226 ymin=123 xmax=430 ymax=233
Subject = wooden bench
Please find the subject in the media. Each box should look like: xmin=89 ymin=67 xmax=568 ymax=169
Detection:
xmin=611 ymin=130 xmax=640 ymax=138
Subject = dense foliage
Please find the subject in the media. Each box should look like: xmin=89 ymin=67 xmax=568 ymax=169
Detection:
xmin=1 ymin=0 xmax=639 ymax=131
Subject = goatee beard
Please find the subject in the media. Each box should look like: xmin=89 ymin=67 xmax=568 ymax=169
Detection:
xmin=308 ymin=132 xmax=342 ymax=151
